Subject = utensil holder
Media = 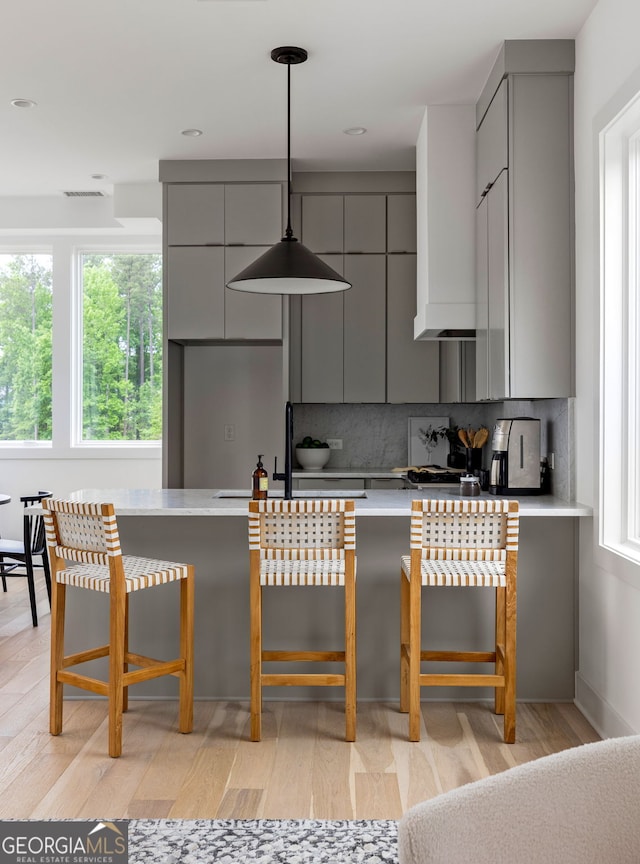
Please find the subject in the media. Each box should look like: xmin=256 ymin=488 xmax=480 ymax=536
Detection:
xmin=465 ymin=448 xmax=483 ymax=475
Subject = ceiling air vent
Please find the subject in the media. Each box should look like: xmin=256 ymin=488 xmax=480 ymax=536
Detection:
xmin=62 ymin=190 xmax=105 ymax=197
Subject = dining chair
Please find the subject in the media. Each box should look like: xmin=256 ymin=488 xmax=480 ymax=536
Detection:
xmin=0 ymin=491 xmax=52 ymax=626
xmin=248 ymin=498 xmax=357 ymax=742
xmin=43 ymin=498 xmax=195 ymax=758
xmin=400 ymin=498 xmax=520 ymax=742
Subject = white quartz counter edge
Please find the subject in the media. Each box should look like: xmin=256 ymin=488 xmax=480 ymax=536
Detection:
xmin=67 ymin=488 xmax=592 ymax=518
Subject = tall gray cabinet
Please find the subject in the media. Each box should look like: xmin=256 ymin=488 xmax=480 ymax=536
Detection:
xmin=475 ymin=40 xmax=575 ymax=400
xmin=289 ymin=174 xmax=439 ymax=403
xmin=160 ymin=160 xmax=287 ymax=486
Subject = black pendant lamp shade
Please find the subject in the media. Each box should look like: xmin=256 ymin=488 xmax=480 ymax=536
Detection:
xmin=226 ymin=47 xmax=351 ymax=296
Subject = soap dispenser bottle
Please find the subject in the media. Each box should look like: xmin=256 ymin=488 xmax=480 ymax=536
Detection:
xmin=252 ymin=455 xmax=268 ymax=500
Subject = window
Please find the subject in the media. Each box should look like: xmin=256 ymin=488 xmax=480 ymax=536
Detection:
xmin=0 ymin=253 xmax=53 ymax=442
xmin=80 ymin=252 xmax=162 ymax=442
xmin=600 ymin=89 xmax=640 ymax=562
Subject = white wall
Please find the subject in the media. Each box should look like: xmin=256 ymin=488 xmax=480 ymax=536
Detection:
xmin=574 ymin=0 xmax=640 ymax=736
xmin=0 ymin=456 xmax=161 ymax=538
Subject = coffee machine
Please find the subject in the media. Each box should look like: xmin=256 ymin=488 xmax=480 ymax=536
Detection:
xmin=489 ymin=418 xmax=541 ymax=495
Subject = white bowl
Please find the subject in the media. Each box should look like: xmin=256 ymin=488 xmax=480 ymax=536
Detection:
xmin=295 ymin=447 xmax=331 ymax=470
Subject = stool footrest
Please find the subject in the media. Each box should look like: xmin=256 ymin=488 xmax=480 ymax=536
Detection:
xmin=262 ymin=673 xmax=346 ymax=687
xmin=421 ymin=650 xmax=497 ymax=663
xmin=62 ymin=644 xmax=110 ymax=667
xmin=420 ymin=673 xmax=504 ymax=687
xmin=262 ymin=650 xmax=345 ymax=662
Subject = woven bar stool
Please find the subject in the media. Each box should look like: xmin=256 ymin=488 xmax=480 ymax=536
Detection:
xmin=248 ymin=498 xmax=357 ymax=742
xmin=43 ymin=498 xmax=194 ymax=758
xmin=400 ymin=498 xmax=520 ymax=743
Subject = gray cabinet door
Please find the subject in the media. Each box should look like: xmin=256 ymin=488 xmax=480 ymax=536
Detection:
xmin=387 ymin=255 xmax=439 ymax=402
xmin=476 ymin=79 xmax=508 ymax=205
xmin=387 ymin=195 xmax=417 ymax=253
xmin=508 ymin=74 xmax=573 ymax=398
xmin=301 ymin=255 xmax=344 ymax=402
xmin=224 ymin=247 xmax=282 ymax=340
xmin=224 ymin=184 xmax=282 ymax=245
xmin=475 ymin=197 xmax=489 ymax=400
xmin=487 ymin=169 xmax=509 ymax=401
xmin=301 ymin=196 xmax=344 ymax=253
xmin=167 ymin=246 xmax=225 ymax=340
xmin=166 ymin=184 xmax=225 ymax=246
xmin=344 ymin=195 xmax=386 ymax=252
xmin=343 ymin=255 xmax=386 ymax=402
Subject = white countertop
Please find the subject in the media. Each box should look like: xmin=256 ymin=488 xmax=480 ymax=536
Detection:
xmin=67 ymin=488 xmax=592 ymax=518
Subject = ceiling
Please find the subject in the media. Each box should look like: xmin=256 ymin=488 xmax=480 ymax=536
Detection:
xmin=1 ymin=0 xmax=598 ymax=200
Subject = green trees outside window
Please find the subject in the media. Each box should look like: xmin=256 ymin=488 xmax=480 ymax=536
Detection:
xmin=0 ymin=254 xmax=53 ymax=441
xmin=82 ymin=253 xmax=162 ymax=441
xmin=0 ymin=250 xmax=162 ymax=444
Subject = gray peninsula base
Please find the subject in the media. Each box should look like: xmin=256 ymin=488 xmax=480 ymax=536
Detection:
xmin=59 ymin=513 xmax=576 ymax=703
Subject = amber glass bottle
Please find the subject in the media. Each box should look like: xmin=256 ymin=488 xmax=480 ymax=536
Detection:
xmin=252 ymin=454 xmax=268 ymax=500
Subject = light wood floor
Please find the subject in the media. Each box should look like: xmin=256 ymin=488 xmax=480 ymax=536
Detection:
xmin=0 ymin=576 xmax=600 ymax=820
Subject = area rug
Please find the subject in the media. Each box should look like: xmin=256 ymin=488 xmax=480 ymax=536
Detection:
xmin=128 ymin=819 xmax=398 ymax=864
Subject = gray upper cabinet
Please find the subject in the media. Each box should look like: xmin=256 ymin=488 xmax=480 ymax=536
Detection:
xmin=224 ymin=246 xmax=282 ymax=340
xmin=387 ymin=195 xmax=417 ymax=254
xmin=167 ymin=246 xmax=225 ymax=340
xmin=344 ymin=195 xmax=386 ymax=253
xmin=475 ymin=41 xmax=574 ymax=400
xmin=292 ymin=188 xmax=431 ymax=403
xmin=301 ymin=196 xmax=343 ymax=253
xmin=476 ymin=170 xmax=509 ymax=400
xmin=387 ymin=255 xmax=439 ymax=402
xmin=476 ymin=80 xmax=508 ymax=205
xmin=224 ymin=184 xmax=283 ymax=245
xmin=165 ymin=180 xmax=283 ymax=341
xmin=300 ymin=255 xmax=344 ymax=402
xmin=167 ymin=184 xmax=225 ymax=246
xmin=343 ymin=255 xmax=386 ymax=402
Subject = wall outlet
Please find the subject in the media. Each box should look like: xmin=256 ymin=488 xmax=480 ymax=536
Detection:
xmin=327 ymin=438 xmax=343 ymax=450
xmin=224 ymin=424 xmax=235 ymax=442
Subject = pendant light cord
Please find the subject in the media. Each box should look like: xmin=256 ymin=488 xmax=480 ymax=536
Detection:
xmin=285 ymin=59 xmax=293 ymax=240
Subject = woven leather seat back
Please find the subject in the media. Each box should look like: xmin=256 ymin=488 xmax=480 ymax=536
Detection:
xmin=43 ymin=499 xmax=121 ymax=566
xmin=249 ymin=499 xmax=356 ymax=560
xmin=411 ymin=499 xmax=519 ymax=562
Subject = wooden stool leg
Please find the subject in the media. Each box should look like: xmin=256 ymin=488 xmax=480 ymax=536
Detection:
xmin=179 ymin=568 xmax=195 ymax=733
xmin=108 ymin=583 xmax=126 ymax=758
xmin=344 ymin=572 xmax=356 ymax=742
xmin=122 ymin=594 xmax=129 ymax=714
xmin=408 ymin=574 xmax=422 ymax=742
xmin=494 ymin=586 xmax=506 ymax=716
xmin=400 ymin=568 xmax=409 ymax=714
xmin=503 ymin=571 xmax=517 ymax=744
xmin=49 ymin=581 xmax=66 ymax=736
xmin=250 ymin=574 xmax=262 ymax=742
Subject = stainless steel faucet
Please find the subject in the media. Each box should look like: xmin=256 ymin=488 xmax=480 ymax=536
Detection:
xmin=273 ymin=400 xmax=294 ymax=499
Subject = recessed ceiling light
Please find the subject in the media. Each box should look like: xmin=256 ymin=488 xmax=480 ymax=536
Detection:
xmin=11 ymin=98 xmax=36 ymax=109
xmin=343 ymin=126 xmax=367 ymax=136
xmin=181 ymin=128 xmax=203 ymax=137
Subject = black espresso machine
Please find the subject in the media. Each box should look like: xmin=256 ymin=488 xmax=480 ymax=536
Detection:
xmin=489 ymin=418 xmax=541 ymax=495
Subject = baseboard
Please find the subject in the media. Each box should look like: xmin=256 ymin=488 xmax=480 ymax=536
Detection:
xmin=575 ymin=672 xmax=637 ymax=738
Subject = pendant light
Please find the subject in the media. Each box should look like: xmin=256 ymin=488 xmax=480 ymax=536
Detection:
xmin=226 ymin=46 xmax=351 ymax=295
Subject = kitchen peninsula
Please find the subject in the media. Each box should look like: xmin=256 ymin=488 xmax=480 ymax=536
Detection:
xmin=60 ymin=488 xmax=590 ymax=706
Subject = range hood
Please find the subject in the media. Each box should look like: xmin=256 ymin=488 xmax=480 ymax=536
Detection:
xmin=414 ymin=105 xmax=476 ymax=341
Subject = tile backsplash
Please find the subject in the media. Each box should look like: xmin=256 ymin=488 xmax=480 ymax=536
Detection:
xmin=293 ymin=398 xmax=573 ymax=500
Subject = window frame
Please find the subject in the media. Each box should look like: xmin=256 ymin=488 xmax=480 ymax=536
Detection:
xmin=0 ymin=235 xmax=161 ymax=459
xmin=599 ymin=90 xmax=640 ymax=565
xmin=73 ymin=243 xmax=163 ymax=448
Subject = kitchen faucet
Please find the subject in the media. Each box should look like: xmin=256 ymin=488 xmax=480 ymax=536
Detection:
xmin=273 ymin=400 xmax=294 ymax=499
